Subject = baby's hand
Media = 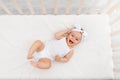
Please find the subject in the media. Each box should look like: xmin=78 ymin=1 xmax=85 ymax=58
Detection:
xmin=55 ymin=55 xmax=61 ymax=62
xmin=67 ymin=28 xmax=73 ymax=34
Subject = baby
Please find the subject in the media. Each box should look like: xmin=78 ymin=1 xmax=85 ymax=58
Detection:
xmin=27 ymin=24 xmax=87 ymax=69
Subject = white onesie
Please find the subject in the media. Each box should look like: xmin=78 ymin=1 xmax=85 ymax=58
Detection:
xmin=33 ymin=37 xmax=71 ymax=61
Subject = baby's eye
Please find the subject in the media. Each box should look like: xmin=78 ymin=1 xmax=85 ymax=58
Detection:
xmin=71 ymin=34 xmax=74 ymax=37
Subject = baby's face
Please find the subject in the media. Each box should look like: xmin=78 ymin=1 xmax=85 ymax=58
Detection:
xmin=66 ymin=31 xmax=82 ymax=47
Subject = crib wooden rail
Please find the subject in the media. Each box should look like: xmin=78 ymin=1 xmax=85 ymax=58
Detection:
xmin=0 ymin=0 xmax=119 ymax=24
xmin=11 ymin=0 xmax=23 ymax=15
xmin=0 ymin=0 xmax=120 ymax=78
xmin=0 ymin=0 xmax=12 ymax=15
xmin=40 ymin=0 xmax=47 ymax=15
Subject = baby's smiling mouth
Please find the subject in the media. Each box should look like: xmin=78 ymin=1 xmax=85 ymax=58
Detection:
xmin=69 ymin=40 xmax=74 ymax=44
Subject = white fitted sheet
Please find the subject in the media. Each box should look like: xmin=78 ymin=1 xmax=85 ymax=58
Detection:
xmin=0 ymin=15 xmax=113 ymax=79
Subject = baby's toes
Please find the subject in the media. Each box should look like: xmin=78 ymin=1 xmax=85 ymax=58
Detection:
xmin=30 ymin=61 xmax=38 ymax=67
xmin=27 ymin=55 xmax=33 ymax=59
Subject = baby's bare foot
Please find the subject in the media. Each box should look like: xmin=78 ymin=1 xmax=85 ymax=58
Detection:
xmin=27 ymin=54 xmax=33 ymax=59
xmin=30 ymin=61 xmax=38 ymax=68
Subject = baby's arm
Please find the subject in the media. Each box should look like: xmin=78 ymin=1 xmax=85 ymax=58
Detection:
xmin=55 ymin=49 xmax=74 ymax=62
xmin=55 ymin=28 xmax=72 ymax=40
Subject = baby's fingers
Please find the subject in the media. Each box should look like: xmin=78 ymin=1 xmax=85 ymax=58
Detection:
xmin=67 ymin=28 xmax=73 ymax=34
xmin=55 ymin=55 xmax=61 ymax=61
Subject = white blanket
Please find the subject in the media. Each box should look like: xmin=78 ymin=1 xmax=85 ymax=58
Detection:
xmin=0 ymin=15 xmax=113 ymax=79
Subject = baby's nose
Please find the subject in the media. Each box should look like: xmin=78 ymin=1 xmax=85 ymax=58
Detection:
xmin=72 ymin=37 xmax=76 ymax=41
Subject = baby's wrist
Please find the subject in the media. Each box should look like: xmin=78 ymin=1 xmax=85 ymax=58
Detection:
xmin=55 ymin=56 xmax=62 ymax=61
xmin=61 ymin=58 xmax=68 ymax=62
xmin=57 ymin=57 xmax=61 ymax=61
xmin=59 ymin=57 xmax=63 ymax=61
xmin=60 ymin=57 xmax=65 ymax=62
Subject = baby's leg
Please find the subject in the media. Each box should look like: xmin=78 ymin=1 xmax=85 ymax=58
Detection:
xmin=27 ymin=40 xmax=44 ymax=59
xmin=30 ymin=58 xmax=51 ymax=69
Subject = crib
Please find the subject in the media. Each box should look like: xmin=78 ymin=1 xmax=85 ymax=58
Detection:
xmin=0 ymin=0 xmax=120 ymax=79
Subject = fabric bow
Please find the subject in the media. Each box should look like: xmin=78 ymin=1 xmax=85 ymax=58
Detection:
xmin=72 ymin=24 xmax=87 ymax=39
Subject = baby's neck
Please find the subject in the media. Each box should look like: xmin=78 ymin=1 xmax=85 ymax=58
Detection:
xmin=68 ymin=45 xmax=73 ymax=49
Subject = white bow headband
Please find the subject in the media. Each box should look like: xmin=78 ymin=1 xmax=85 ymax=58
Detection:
xmin=72 ymin=24 xmax=87 ymax=39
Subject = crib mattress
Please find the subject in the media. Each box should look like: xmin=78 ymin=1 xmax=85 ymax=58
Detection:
xmin=0 ymin=15 xmax=113 ymax=79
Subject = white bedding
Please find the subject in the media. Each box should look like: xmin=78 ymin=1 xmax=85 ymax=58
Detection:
xmin=0 ymin=15 xmax=113 ymax=79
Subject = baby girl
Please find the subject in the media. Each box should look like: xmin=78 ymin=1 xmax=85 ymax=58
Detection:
xmin=27 ymin=24 xmax=87 ymax=69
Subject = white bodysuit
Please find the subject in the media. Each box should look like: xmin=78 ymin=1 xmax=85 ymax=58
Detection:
xmin=33 ymin=37 xmax=71 ymax=61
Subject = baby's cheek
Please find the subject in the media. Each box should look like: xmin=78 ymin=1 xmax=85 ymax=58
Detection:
xmin=69 ymin=35 xmax=72 ymax=38
xmin=76 ymin=41 xmax=80 ymax=44
xmin=74 ymin=41 xmax=77 ymax=45
xmin=74 ymin=43 xmax=78 ymax=46
xmin=67 ymin=35 xmax=70 ymax=39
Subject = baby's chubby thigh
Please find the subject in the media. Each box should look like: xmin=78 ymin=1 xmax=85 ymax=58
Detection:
xmin=32 ymin=53 xmax=52 ymax=69
xmin=30 ymin=58 xmax=51 ymax=69
xmin=33 ymin=49 xmax=52 ymax=69
xmin=37 ymin=58 xmax=52 ymax=69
